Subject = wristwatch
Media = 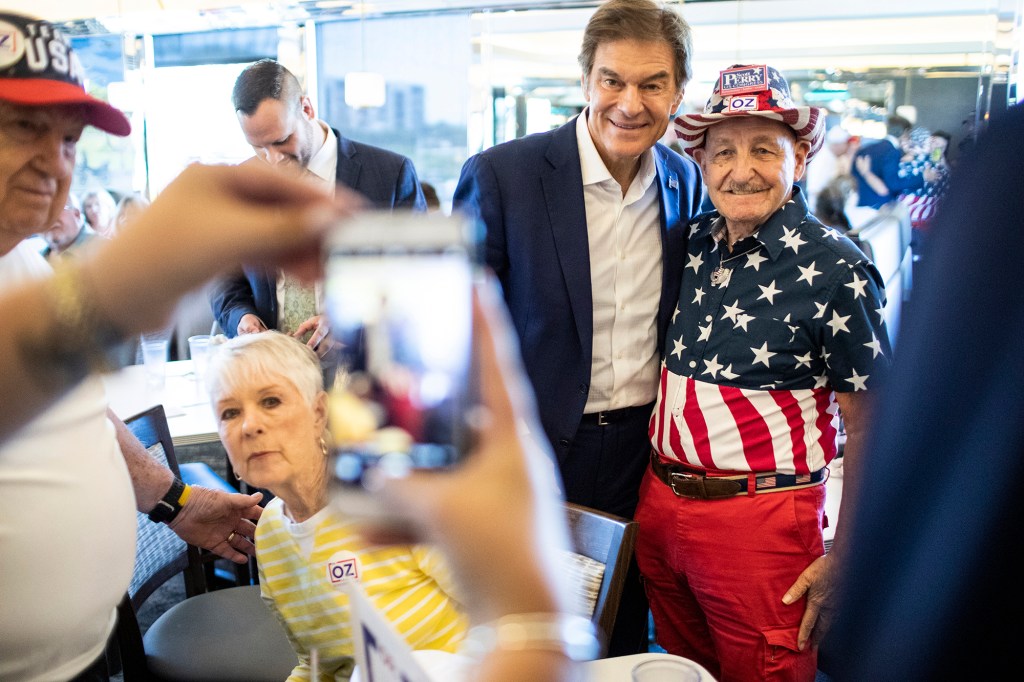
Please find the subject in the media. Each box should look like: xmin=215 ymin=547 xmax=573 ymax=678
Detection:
xmin=147 ymin=477 xmax=190 ymax=524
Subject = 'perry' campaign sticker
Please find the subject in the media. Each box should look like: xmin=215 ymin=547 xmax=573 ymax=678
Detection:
xmin=719 ymin=65 xmax=769 ymax=96
xmin=326 ymin=551 xmax=361 ymax=587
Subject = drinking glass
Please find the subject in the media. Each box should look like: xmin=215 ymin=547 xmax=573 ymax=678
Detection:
xmin=141 ymin=336 xmax=169 ymax=391
xmin=188 ymin=334 xmax=213 ymax=381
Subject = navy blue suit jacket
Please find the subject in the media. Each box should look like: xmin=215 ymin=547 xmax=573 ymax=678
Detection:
xmin=453 ymin=118 xmax=703 ymax=457
xmin=211 ymin=128 xmax=426 ymax=335
xmin=852 ymin=137 xmax=923 ymax=209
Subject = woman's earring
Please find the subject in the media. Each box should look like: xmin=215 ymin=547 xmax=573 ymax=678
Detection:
xmin=320 ymin=436 xmax=328 ymax=458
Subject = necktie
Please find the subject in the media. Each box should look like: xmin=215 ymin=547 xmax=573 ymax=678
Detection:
xmin=279 ymin=272 xmax=318 ymax=337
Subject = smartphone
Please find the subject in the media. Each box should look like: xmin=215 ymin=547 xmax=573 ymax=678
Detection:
xmin=324 ymin=210 xmax=481 ymax=526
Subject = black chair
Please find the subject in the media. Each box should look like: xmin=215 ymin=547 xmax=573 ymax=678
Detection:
xmin=111 ymin=405 xmax=296 ymax=681
xmin=564 ymin=503 xmax=639 ymax=657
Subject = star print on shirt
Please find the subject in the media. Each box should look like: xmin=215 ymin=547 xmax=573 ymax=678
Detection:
xmin=846 ymin=273 xmax=868 ymax=299
xmin=751 ymin=341 xmax=776 ymax=367
xmin=692 ymin=287 xmax=705 ymax=305
xmin=745 ymin=251 xmax=768 ymax=271
xmin=845 ymin=369 xmax=869 ymax=391
xmin=721 ymin=299 xmax=744 ymax=322
xmin=720 ymin=364 xmax=740 ymax=380
xmin=671 ymin=336 xmax=686 ymax=360
xmin=797 ymin=261 xmax=822 ymax=286
xmin=794 ymin=352 xmax=813 ymax=369
xmin=703 ymin=354 xmax=724 ymax=378
xmin=757 ymin=280 xmax=782 ymax=304
xmin=697 ymin=322 xmax=712 ymax=342
xmin=687 ymin=252 xmax=704 ymax=273
xmin=822 ymin=226 xmax=842 ymax=240
xmin=813 ymin=301 xmax=828 ymax=319
xmin=827 ymin=310 xmax=851 ymax=335
xmin=734 ymin=314 xmax=755 ymax=331
xmin=780 ymin=226 xmax=807 ymax=254
xmin=672 ymin=304 xmax=680 ymax=324
xmin=864 ymin=334 xmax=883 ymax=358
xmin=814 ymin=373 xmax=829 ymax=388
xmin=875 ymin=305 xmax=886 ymax=324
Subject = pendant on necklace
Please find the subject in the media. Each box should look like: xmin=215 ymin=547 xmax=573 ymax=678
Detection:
xmin=711 ymin=266 xmax=731 ymax=287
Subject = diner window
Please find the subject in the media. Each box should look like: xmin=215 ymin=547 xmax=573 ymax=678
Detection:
xmin=317 ymin=13 xmax=472 ymax=210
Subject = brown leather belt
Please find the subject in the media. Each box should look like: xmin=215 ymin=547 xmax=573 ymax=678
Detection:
xmin=649 ymin=452 xmax=824 ymax=500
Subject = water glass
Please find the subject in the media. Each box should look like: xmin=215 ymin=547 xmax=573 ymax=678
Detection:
xmin=141 ymin=337 xmax=169 ymax=391
xmin=188 ymin=334 xmax=213 ymax=381
xmin=631 ymin=657 xmax=704 ymax=682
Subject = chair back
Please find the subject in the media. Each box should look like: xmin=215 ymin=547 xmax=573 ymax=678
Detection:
xmin=112 ymin=405 xmax=207 ymax=679
xmin=564 ymin=503 xmax=638 ymax=656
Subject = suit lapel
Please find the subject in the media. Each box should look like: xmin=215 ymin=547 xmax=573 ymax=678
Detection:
xmin=334 ymin=130 xmax=362 ymax=189
xmin=541 ymin=120 xmax=593 ymax=351
xmin=654 ymin=145 xmax=686 ymax=352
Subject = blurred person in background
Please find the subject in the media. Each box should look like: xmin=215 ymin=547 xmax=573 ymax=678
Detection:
xmin=81 ymin=187 xmax=117 ymax=238
xmin=805 ymin=125 xmax=855 ymax=212
xmin=113 ymin=192 xmax=150 ymax=236
xmin=40 ymin=191 xmax=97 ymax=261
xmin=210 ymin=58 xmax=425 ymax=358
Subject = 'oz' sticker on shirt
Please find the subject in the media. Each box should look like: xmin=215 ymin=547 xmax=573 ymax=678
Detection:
xmin=326 ymin=550 xmax=361 ymax=588
xmin=726 ymin=96 xmax=758 ymax=112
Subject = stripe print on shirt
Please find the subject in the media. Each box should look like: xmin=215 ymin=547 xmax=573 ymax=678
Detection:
xmin=650 ymin=366 xmax=839 ymax=475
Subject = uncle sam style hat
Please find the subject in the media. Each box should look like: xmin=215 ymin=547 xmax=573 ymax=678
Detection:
xmin=0 ymin=12 xmax=130 ymax=136
xmin=675 ymin=64 xmax=824 ymax=160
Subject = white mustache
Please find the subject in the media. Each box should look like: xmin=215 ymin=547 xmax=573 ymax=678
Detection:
xmin=725 ymin=184 xmax=768 ymax=195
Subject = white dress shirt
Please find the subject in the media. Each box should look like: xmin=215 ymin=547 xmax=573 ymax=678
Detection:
xmin=575 ymin=109 xmax=663 ymax=413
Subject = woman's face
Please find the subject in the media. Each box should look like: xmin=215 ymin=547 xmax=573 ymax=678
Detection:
xmin=214 ymin=371 xmax=327 ymax=492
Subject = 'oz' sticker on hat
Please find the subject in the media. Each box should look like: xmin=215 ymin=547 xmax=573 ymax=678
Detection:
xmin=726 ymin=95 xmax=759 ymax=113
xmin=326 ymin=550 xmax=362 ymax=588
xmin=719 ymin=65 xmax=769 ymax=96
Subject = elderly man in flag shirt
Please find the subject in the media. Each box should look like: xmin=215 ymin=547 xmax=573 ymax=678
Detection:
xmin=634 ymin=64 xmax=891 ymax=682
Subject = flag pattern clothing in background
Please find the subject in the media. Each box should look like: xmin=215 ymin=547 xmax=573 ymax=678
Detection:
xmin=651 ymin=188 xmax=892 ymax=475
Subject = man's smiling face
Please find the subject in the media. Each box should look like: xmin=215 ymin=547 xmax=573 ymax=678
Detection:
xmin=582 ymin=38 xmax=683 ymax=183
xmin=694 ymin=116 xmax=809 ymax=238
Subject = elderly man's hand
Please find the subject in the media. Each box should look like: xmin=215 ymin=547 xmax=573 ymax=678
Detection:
xmin=168 ymin=487 xmax=263 ymax=563
xmin=782 ymin=551 xmax=839 ymax=651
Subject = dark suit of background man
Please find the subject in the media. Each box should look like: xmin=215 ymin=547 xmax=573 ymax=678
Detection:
xmin=211 ymin=59 xmax=425 ymax=347
xmin=851 ymin=114 xmax=923 ymax=209
xmin=453 ymin=0 xmax=703 ymax=656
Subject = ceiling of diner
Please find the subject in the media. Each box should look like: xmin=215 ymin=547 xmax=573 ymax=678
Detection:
xmin=4 ymin=0 xmax=1015 ymax=97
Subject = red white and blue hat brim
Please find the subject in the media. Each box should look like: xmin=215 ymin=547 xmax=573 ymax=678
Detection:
xmin=674 ymin=106 xmax=825 ymax=161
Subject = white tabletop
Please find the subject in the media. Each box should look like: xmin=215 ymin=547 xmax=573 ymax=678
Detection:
xmin=102 ymin=360 xmax=219 ymax=446
xmin=352 ymin=651 xmax=715 ymax=682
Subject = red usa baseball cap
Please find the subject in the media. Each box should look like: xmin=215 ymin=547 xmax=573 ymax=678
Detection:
xmin=0 ymin=12 xmax=130 ymax=136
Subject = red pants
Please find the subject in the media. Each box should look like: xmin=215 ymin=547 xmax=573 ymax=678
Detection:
xmin=635 ymin=466 xmax=826 ymax=682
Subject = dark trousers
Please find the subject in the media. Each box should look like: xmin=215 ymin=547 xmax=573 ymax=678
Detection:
xmin=558 ymin=404 xmax=653 ymax=656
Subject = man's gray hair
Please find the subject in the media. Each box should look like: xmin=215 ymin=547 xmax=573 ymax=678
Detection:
xmin=578 ymin=0 xmax=693 ymax=91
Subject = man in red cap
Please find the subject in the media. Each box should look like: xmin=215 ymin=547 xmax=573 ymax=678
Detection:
xmin=0 ymin=13 xmax=279 ymax=680
xmin=637 ymin=64 xmax=892 ymax=680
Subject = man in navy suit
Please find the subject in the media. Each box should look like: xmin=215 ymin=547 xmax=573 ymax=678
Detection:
xmin=851 ymin=115 xmax=925 ymax=209
xmin=454 ymin=0 xmax=703 ymax=655
xmin=211 ymin=59 xmax=425 ymax=348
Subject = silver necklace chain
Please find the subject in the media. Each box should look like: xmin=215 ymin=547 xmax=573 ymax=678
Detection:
xmin=710 ymin=241 xmax=762 ymax=286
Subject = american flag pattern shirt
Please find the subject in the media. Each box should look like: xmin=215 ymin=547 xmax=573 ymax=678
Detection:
xmin=651 ymin=188 xmax=892 ymax=475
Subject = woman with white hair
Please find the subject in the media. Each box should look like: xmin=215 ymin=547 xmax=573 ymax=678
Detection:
xmin=81 ymin=188 xmax=118 ymax=238
xmin=206 ymin=331 xmax=468 ymax=680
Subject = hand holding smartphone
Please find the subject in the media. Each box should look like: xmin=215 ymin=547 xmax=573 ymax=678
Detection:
xmin=324 ymin=210 xmax=481 ymax=527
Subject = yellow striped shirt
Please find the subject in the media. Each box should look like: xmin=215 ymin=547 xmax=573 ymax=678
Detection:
xmin=257 ymin=497 xmax=467 ymax=681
